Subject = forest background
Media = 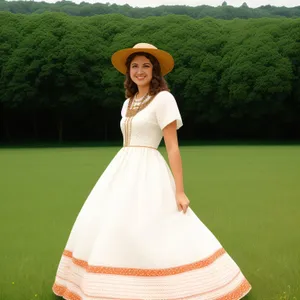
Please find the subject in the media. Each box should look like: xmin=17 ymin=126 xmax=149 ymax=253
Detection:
xmin=1 ymin=0 xmax=300 ymax=143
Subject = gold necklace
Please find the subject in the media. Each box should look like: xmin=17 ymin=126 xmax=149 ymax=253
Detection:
xmin=126 ymin=93 xmax=155 ymax=118
xmin=134 ymin=92 xmax=147 ymax=102
xmin=131 ymin=93 xmax=148 ymax=108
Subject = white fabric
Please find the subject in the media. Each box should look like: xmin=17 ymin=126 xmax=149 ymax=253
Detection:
xmin=155 ymin=91 xmax=183 ymax=130
xmin=121 ymin=91 xmax=183 ymax=131
xmin=120 ymin=91 xmax=182 ymax=149
xmin=55 ymin=254 xmax=246 ymax=299
xmin=53 ymin=91 xmax=251 ymax=300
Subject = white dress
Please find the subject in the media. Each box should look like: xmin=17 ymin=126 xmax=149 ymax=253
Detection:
xmin=52 ymin=91 xmax=251 ymax=300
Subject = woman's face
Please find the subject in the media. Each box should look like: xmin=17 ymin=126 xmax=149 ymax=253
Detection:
xmin=129 ymin=55 xmax=153 ymax=89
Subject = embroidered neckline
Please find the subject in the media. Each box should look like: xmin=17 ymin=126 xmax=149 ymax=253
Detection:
xmin=126 ymin=94 xmax=155 ymax=118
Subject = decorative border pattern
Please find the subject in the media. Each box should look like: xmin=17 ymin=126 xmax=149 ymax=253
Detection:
xmin=123 ymin=94 xmax=156 ymax=147
xmin=62 ymin=248 xmax=226 ymax=276
xmin=53 ymin=277 xmax=251 ymax=300
xmin=123 ymin=116 xmax=132 ymax=146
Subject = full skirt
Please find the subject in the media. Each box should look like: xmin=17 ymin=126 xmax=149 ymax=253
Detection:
xmin=52 ymin=147 xmax=251 ymax=300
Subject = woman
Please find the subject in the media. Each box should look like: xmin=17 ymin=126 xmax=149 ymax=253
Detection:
xmin=52 ymin=43 xmax=251 ymax=300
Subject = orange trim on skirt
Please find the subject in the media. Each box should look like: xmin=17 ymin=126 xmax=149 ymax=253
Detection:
xmin=62 ymin=248 xmax=226 ymax=276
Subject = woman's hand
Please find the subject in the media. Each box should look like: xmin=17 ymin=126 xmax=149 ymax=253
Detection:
xmin=176 ymin=192 xmax=190 ymax=214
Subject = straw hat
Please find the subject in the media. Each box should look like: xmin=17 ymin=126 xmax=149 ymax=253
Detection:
xmin=111 ymin=43 xmax=174 ymax=76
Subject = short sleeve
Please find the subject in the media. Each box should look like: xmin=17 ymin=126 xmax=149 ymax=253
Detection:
xmin=155 ymin=91 xmax=183 ymax=130
xmin=121 ymin=99 xmax=129 ymax=118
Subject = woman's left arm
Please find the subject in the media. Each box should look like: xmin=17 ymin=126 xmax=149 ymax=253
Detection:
xmin=163 ymin=121 xmax=190 ymax=213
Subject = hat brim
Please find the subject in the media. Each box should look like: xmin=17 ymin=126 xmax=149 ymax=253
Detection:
xmin=111 ymin=48 xmax=174 ymax=76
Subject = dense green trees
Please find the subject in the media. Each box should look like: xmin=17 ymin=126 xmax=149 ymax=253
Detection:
xmin=0 ymin=12 xmax=300 ymax=142
xmin=1 ymin=0 xmax=300 ymax=19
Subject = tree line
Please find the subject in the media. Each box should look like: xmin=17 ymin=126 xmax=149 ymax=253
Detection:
xmin=1 ymin=0 xmax=300 ymax=19
xmin=0 ymin=12 xmax=300 ymax=143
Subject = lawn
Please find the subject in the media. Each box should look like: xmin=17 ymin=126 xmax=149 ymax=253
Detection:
xmin=0 ymin=145 xmax=299 ymax=300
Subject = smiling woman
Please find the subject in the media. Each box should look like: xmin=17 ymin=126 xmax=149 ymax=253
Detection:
xmin=115 ymin=42 xmax=173 ymax=99
xmin=125 ymin=52 xmax=169 ymax=99
xmin=51 ymin=43 xmax=251 ymax=300
xmin=130 ymin=56 xmax=152 ymax=84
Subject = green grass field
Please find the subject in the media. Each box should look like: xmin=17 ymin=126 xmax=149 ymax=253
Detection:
xmin=0 ymin=145 xmax=299 ymax=300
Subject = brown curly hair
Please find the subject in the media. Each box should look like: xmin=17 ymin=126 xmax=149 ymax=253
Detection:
xmin=124 ymin=52 xmax=169 ymax=99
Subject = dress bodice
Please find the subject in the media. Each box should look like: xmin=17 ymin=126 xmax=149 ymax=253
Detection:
xmin=120 ymin=91 xmax=183 ymax=149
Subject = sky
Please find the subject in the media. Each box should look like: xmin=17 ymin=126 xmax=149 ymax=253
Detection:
xmin=36 ymin=0 xmax=300 ymax=8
